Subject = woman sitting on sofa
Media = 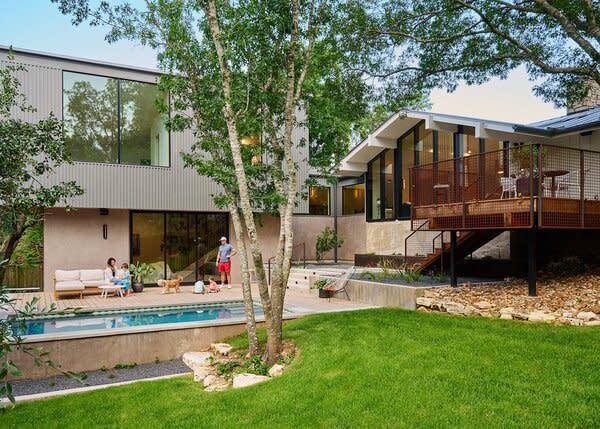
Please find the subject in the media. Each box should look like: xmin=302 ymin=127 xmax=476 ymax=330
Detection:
xmin=105 ymin=257 xmax=117 ymax=283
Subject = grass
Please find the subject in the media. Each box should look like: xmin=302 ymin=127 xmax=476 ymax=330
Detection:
xmin=3 ymin=308 xmax=600 ymax=428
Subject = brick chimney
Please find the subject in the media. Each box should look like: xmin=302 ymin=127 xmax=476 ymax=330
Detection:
xmin=568 ymin=80 xmax=600 ymax=113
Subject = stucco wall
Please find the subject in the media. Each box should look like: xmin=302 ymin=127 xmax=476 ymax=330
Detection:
xmin=228 ymin=215 xmax=334 ymax=282
xmin=43 ymin=208 xmax=130 ymax=293
xmin=337 ymin=214 xmax=366 ymax=261
xmin=365 ymin=220 xmax=412 ymax=254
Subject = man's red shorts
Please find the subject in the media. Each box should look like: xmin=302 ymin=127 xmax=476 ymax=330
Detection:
xmin=218 ymin=261 xmax=231 ymax=273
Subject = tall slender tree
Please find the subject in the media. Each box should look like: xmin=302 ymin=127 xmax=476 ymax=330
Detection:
xmin=53 ymin=0 xmax=423 ymax=362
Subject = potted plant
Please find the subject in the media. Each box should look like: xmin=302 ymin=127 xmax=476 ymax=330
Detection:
xmin=129 ymin=262 xmax=156 ymax=293
xmin=313 ymin=278 xmax=333 ymax=298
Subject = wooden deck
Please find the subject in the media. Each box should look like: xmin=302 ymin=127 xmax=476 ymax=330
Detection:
xmin=412 ymin=197 xmax=600 ymax=230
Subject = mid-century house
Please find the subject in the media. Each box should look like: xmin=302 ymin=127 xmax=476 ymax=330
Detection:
xmin=1 ymin=46 xmax=342 ymax=292
xmin=5 ymin=45 xmax=600 ymax=297
xmin=337 ymin=106 xmax=600 ymax=294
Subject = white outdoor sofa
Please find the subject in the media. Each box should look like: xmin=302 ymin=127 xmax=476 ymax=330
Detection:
xmin=54 ymin=269 xmax=110 ymax=299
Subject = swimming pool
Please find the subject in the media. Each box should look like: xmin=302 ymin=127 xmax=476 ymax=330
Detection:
xmin=12 ymin=301 xmax=264 ymax=337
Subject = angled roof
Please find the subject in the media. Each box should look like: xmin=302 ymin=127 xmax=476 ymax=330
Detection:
xmin=514 ymin=106 xmax=600 ymax=137
xmin=337 ymin=107 xmax=599 ymax=176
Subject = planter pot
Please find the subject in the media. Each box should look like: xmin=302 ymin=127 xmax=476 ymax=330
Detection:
xmin=318 ymin=288 xmax=333 ymax=298
xmin=132 ymin=282 xmax=144 ymax=293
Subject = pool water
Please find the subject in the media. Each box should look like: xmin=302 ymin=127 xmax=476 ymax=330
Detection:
xmin=12 ymin=302 xmax=264 ymax=336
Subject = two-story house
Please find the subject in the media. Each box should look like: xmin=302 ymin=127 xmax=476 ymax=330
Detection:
xmin=1 ymin=46 xmax=336 ymax=293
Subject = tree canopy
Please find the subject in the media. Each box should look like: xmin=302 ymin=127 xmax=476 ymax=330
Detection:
xmin=0 ymin=54 xmax=83 ymax=283
xmin=374 ymin=0 xmax=600 ymax=108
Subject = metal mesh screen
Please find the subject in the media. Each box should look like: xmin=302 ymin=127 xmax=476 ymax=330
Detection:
xmin=412 ymin=144 xmax=600 ymax=231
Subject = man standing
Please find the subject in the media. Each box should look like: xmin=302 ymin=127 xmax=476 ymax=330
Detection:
xmin=216 ymin=236 xmax=237 ymax=288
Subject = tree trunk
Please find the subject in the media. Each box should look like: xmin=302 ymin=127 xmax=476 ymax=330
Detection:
xmin=227 ymin=201 xmax=259 ymax=356
xmin=205 ymin=0 xmax=277 ymax=362
xmin=0 ymin=232 xmax=23 ymax=286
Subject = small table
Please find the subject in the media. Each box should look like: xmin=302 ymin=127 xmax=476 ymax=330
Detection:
xmin=99 ymin=284 xmax=125 ymax=298
xmin=542 ymin=170 xmax=569 ymax=197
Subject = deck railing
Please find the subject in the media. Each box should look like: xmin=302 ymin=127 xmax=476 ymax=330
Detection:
xmin=410 ymin=143 xmax=600 ymax=230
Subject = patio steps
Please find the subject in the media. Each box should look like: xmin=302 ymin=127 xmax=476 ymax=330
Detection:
xmin=286 ymin=267 xmax=348 ymax=292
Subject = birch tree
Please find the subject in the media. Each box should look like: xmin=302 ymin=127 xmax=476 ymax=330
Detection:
xmin=53 ymin=0 xmax=371 ymax=363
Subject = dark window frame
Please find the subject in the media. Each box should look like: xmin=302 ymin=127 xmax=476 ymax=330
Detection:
xmin=341 ymin=182 xmax=365 ymax=215
xmin=308 ymin=185 xmax=331 ymax=216
xmin=62 ymin=69 xmax=172 ymax=168
xmin=129 ymin=210 xmax=230 ymax=286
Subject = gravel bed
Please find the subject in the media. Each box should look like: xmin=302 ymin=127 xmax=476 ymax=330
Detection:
xmin=11 ymin=359 xmax=191 ymax=397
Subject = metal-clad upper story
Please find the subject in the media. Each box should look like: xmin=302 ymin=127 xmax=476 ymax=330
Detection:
xmin=0 ymin=46 xmax=310 ymax=213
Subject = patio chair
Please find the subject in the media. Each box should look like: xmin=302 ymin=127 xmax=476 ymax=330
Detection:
xmin=500 ymin=177 xmax=517 ymax=199
xmin=321 ymin=266 xmax=354 ymax=301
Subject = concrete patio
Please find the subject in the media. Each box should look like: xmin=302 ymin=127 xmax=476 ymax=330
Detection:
xmin=7 ymin=284 xmax=375 ymax=315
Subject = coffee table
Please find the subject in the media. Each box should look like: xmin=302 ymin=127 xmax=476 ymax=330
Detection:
xmin=99 ymin=284 xmax=125 ymax=298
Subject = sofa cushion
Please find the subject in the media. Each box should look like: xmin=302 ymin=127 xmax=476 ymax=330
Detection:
xmin=55 ymin=280 xmax=84 ymax=291
xmin=82 ymin=280 xmax=109 ymax=288
xmin=55 ymin=270 xmax=81 ymax=282
xmin=80 ymin=269 xmax=105 ymax=282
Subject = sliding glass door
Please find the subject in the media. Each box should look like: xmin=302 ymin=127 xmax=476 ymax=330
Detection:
xmin=131 ymin=211 xmax=228 ymax=285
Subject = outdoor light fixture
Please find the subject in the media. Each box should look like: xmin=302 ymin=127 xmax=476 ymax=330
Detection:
xmin=103 ymin=224 xmax=108 ymax=240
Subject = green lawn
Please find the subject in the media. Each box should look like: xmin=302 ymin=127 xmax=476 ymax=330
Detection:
xmin=3 ymin=308 xmax=600 ymax=428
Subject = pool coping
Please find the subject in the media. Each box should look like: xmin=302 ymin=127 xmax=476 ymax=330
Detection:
xmin=17 ymin=300 xmax=302 ymax=343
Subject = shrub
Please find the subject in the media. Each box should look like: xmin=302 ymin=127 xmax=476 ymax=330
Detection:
xmin=315 ymin=227 xmax=344 ymax=261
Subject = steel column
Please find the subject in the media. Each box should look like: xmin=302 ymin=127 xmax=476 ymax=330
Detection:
xmin=528 ymin=228 xmax=537 ymax=296
xmin=450 ymin=230 xmax=457 ymax=287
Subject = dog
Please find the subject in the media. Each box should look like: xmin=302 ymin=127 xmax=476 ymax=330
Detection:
xmin=158 ymin=275 xmax=184 ymax=294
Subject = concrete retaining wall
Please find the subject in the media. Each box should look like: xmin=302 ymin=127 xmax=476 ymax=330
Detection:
xmin=9 ymin=322 xmax=252 ymax=380
xmin=311 ymin=276 xmax=426 ymax=310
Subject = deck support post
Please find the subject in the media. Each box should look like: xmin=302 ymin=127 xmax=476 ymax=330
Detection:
xmin=450 ymin=230 xmax=457 ymax=287
xmin=528 ymin=228 xmax=537 ymax=296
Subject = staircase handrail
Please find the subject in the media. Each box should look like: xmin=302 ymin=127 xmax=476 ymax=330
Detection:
xmin=404 ymin=220 xmax=430 ymax=264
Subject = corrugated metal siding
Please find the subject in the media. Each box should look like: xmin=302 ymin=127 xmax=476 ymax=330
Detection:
xmin=1 ymin=49 xmax=309 ymax=213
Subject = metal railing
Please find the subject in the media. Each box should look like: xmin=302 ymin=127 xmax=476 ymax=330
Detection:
xmin=410 ymin=143 xmax=600 ymax=230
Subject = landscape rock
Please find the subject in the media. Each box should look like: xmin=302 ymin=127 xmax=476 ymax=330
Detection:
xmin=442 ymin=301 xmax=465 ymax=314
xmin=268 ymin=364 xmax=285 ymax=377
xmin=527 ymin=311 xmax=555 ymax=323
xmin=416 ymin=297 xmax=434 ymax=308
xmin=576 ymin=311 xmax=598 ymax=321
xmin=182 ymin=352 xmax=213 ymax=381
xmin=233 ymin=373 xmax=270 ymax=389
xmin=585 ymin=320 xmax=600 ymax=326
xmin=500 ymin=313 xmax=513 ymax=320
xmin=204 ymin=376 xmax=230 ymax=392
xmin=474 ymin=301 xmax=494 ymax=310
xmin=211 ymin=343 xmax=233 ymax=356
xmin=203 ymin=374 xmax=217 ymax=388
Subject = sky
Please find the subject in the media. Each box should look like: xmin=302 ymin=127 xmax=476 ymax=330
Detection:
xmin=0 ymin=1 xmax=565 ymax=124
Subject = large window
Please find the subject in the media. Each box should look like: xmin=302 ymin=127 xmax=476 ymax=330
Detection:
xmin=131 ymin=212 xmax=228 ymax=284
xmin=309 ymin=186 xmax=330 ymax=215
xmin=365 ymin=121 xmax=503 ymax=221
xmin=63 ymin=71 xmax=169 ymax=166
xmin=342 ymin=183 xmax=365 ymax=215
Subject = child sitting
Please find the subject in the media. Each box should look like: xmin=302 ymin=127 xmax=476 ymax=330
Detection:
xmin=117 ymin=262 xmax=132 ymax=296
xmin=208 ymin=276 xmax=220 ymax=293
